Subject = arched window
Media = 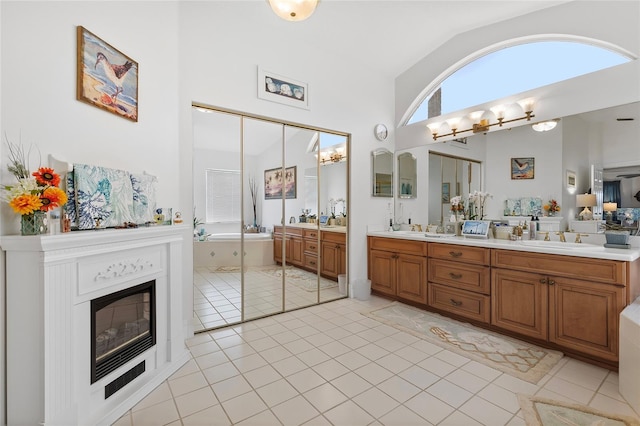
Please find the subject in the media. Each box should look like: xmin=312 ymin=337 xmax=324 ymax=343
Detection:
xmin=406 ymin=41 xmax=631 ymax=125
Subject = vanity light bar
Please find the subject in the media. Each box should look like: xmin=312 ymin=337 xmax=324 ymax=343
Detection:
xmin=428 ymin=107 xmax=535 ymax=141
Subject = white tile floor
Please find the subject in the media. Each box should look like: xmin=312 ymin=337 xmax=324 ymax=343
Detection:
xmin=193 ymin=266 xmax=343 ymax=332
xmin=114 ymin=296 xmax=640 ymax=425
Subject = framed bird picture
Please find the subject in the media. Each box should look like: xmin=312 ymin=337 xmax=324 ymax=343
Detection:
xmin=511 ymin=157 xmax=535 ymax=180
xmin=76 ymin=26 xmax=138 ymax=122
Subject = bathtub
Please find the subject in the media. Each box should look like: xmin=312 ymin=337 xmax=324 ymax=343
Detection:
xmin=194 ymin=232 xmax=275 ymax=268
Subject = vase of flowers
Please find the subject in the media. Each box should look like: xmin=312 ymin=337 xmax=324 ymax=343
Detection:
xmin=2 ymin=141 xmax=68 ymax=235
xmin=544 ymin=199 xmax=561 ymax=217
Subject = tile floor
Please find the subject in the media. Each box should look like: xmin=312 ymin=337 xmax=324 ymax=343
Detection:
xmin=114 ymin=296 xmax=640 ymax=425
xmin=193 ymin=266 xmax=343 ymax=332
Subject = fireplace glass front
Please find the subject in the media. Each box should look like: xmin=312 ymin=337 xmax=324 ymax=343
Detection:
xmin=91 ymin=280 xmax=156 ymax=383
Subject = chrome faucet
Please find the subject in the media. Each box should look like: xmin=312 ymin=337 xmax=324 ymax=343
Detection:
xmin=556 ymin=231 xmax=566 ymax=242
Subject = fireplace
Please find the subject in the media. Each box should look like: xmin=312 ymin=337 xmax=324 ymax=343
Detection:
xmin=91 ymin=280 xmax=156 ymax=384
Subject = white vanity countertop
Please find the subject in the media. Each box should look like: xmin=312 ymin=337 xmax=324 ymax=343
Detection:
xmin=279 ymin=223 xmax=347 ymax=234
xmin=367 ymin=231 xmax=640 ymax=262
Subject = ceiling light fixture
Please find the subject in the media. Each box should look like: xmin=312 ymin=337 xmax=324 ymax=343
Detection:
xmin=268 ymin=0 xmax=318 ymax=22
xmin=531 ymin=119 xmax=559 ymax=132
xmin=427 ymin=100 xmax=535 ymax=141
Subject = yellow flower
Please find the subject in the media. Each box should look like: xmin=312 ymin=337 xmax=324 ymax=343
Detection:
xmin=9 ymin=194 xmax=43 ymax=215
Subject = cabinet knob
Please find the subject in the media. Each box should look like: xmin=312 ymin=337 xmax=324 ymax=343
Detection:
xmin=335 ymin=244 xmax=340 ymax=249
xmin=539 ymin=278 xmax=548 ymax=284
xmin=449 ymin=251 xmax=462 ymax=258
xmin=548 ymin=279 xmax=555 ymax=285
xmin=449 ymin=272 xmax=463 ymax=280
xmin=450 ymin=299 xmax=462 ymax=306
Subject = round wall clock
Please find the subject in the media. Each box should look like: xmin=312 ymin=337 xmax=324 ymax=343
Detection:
xmin=374 ymin=124 xmax=388 ymax=141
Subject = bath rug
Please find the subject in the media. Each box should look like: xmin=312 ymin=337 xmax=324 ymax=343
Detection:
xmin=364 ymin=302 xmax=563 ymax=384
xmin=517 ymin=394 xmax=640 ymax=425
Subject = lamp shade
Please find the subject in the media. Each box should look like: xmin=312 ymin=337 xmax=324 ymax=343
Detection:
xmin=576 ymin=194 xmax=597 ymax=207
xmin=604 ymin=202 xmax=618 ymax=212
xmin=268 ymin=0 xmax=318 ymax=21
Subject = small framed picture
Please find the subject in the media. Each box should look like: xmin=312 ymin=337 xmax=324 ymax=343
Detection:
xmin=566 ymin=170 xmax=576 ymax=190
xmin=442 ymin=182 xmax=450 ymax=203
xmin=264 ymin=166 xmax=297 ymax=200
xmin=257 ymin=67 xmax=309 ymax=110
xmin=511 ymin=157 xmax=535 ymax=180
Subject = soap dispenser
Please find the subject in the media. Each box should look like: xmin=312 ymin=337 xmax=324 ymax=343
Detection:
xmin=529 ymin=216 xmax=537 ymax=240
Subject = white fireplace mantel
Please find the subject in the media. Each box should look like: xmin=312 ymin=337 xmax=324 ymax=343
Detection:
xmin=1 ymin=225 xmax=191 ymax=426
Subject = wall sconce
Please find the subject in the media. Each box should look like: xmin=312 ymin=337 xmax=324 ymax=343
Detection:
xmin=427 ymin=99 xmax=535 ymax=141
xmin=268 ymin=0 xmax=318 ymax=22
xmin=319 ymin=146 xmax=346 ymax=165
xmin=531 ymin=119 xmax=559 ymax=132
xmin=577 ymin=193 xmax=597 ymax=220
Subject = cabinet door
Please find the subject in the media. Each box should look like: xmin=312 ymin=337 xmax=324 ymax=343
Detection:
xmin=321 ymin=240 xmax=340 ymax=278
xmin=396 ymin=254 xmax=427 ymax=304
xmin=369 ymin=249 xmax=396 ymax=296
xmin=290 ymin=236 xmax=303 ymax=266
xmin=274 ymin=235 xmax=283 ymax=263
xmin=492 ymin=269 xmax=548 ymax=340
xmin=549 ymin=277 xmax=624 ymax=362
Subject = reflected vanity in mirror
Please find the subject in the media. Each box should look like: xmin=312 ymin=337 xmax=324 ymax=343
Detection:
xmin=428 ymin=152 xmax=482 ymax=225
xmin=398 ymin=152 xmax=417 ymax=198
xmin=372 ymin=148 xmax=393 ymax=197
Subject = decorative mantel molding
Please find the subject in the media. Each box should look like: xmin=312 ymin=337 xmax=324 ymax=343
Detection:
xmin=1 ymin=225 xmax=190 ymax=425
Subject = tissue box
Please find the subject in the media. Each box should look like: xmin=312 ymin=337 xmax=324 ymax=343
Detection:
xmin=605 ymin=230 xmax=630 ymax=245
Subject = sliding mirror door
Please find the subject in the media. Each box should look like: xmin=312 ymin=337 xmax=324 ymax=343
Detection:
xmin=243 ymin=118 xmax=284 ymax=321
xmin=192 ymin=108 xmax=243 ymax=331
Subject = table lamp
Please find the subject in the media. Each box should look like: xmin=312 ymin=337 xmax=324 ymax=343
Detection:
xmin=576 ymin=194 xmax=597 ymax=220
xmin=603 ymin=202 xmax=617 ymax=222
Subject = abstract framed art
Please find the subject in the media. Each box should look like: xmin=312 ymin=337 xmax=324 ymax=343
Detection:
xmin=77 ymin=26 xmax=139 ymax=122
xmin=264 ymin=166 xmax=297 ymax=200
xmin=257 ymin=67 xmax=309 ymax=110
xmin=511 ymin=157 xmax=535 ymax=180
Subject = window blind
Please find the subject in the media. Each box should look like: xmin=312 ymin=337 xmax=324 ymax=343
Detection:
xmin=206 ymin=169 xmax=241 ymax=223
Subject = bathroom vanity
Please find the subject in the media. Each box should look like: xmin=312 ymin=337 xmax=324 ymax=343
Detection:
xmin=367 ymin=232 xmax=640 ymax=369
xmin=274 ymin=224 xmax=346 ymax=280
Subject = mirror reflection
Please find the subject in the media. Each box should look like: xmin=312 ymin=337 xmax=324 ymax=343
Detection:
xmin=398 ymin=152 xmax=417 ymax=198
xmin=372 ymin=149 xmax=393 ymax=197
xmin=428 ymin=152 xmax=481 ymax=226
xmin=192 ymin=106 xmax=349 ymax=333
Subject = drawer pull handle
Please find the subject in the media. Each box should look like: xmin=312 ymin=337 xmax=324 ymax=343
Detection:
xmin=449 ymin=273 xmax=462 ymax=279
xmin=450 ymin=299 xmax=462 ymax=306
xmin=449 ymin=251 xmax=462 ymax=258
xmin=309 ymin=245 xmax=316 ymax=250
xmin=309 ymin=261 xmax=316 ymax=266
xmin=539 ymin=278 xmax=548 ymax=284
xmin=548 ymin=279 xmax=555 ymax=286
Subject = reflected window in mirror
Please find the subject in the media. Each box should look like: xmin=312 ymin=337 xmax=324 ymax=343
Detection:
xmin=398 ymin=152 xmax=417 ymax=198
xmin=372 ymin=149 xmax=393 ymax=197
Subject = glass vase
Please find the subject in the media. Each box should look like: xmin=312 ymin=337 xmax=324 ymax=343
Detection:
xmin=21 ymin=211 xmax=48 ymax=236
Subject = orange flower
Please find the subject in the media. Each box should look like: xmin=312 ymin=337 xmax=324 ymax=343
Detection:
xmin=39 ymin=187 xmax=68 ymax=211
xmin=9 ymin=194 xmax=43 ymax=215
xmin=32 ymin=167 xmax=61 ymax=187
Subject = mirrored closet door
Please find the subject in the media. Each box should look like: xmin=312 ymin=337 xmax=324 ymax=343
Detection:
xmin=192 ymin=105 xmax=349 ymax=333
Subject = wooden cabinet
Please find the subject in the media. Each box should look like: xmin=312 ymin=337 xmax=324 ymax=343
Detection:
xmin=427 ymin=243 xmax=490 ymax=323
xmin=321 ymin=231 xmax=346 ymax=279
xmin=492 ymin=249 xmax=627 ymax=363
xmin=368 ymin=236 xmax=428 ymax=304
xmin=274 ymin=226 xmax=346 ymax=281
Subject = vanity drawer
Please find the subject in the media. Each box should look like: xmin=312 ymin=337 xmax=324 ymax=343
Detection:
xmin=304 ymin=240 xmax=319 ymax=254
xmin=491 ymin=249 xmax=626 ymax=285
xmin=368 ymin=236 xmax=427 ymax=256
xmin=304 ymin=254 xmax=318 ymax=269
xmin=428 ymin=282 xmax=490 ymax=324
xmin=428 ymin=259 xmax=490 ymax=294
xmin=303 ymin=229 xmax=319 ymax=239
xmin=429 ymin=243 xmax=490 ymax=265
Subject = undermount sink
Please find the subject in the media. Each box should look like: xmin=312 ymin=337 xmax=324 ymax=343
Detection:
xmin=518 ymin=240 xmax=597 ymax=249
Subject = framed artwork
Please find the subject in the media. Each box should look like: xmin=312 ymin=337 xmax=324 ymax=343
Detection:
xmin=566 ymin=170 xmax=577 ymax=190
xmin=442 ymin=182 xmax=450 ymax=203
xmin=77 ymin=26 xmax=138 ymax=122
xmin=258 ymin=67 xmax=309 ymax=110
xmin=511 ymin=157 xmax=535 ymax=180
xmin=264 ymin=166 xmax=297 ymax=200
